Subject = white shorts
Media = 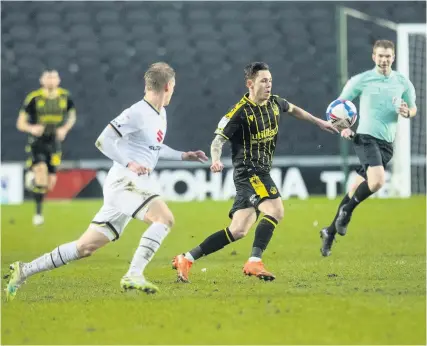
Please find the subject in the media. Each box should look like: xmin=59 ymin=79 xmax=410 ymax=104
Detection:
xmin=90 ymin=164 xmax=159 ymax=241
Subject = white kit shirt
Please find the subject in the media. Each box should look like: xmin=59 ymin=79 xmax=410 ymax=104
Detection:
xmin=109 ymin=98 xmax=167 ymax=171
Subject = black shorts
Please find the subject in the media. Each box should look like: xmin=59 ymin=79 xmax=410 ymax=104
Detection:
xmin=353 ymin=134 xmax=393 ymax=179
xmin=26 ymin=141 xmax=62 ymax=174
xmin=229 ymin=172 xmax=281 ymax=219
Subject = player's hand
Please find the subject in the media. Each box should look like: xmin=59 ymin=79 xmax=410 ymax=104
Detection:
xmin=127 ymin=161 xmax=151 ymax=175
xmin=398 ymin=101 xmax=410 ymax=118
xmin=56 ymin=127 xmax=68 ymax=141
xmin=341 ymin=128 xmax=355 ymax=140
xmin=210 ymin=160 xmax=224 ymax=173
xmin=30 ymin=125 xmax=45 ymax=137
xmin=316 ymin=119 xmax=339 ymax=134
xmin=182 ymin=150 xmax=209 ymax=163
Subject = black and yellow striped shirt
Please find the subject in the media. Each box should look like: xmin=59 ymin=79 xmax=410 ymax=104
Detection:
xmin=21 ymin=88 xmax=75 ymax=144
xmin=215 ymin=93 xmax=290 ymax=177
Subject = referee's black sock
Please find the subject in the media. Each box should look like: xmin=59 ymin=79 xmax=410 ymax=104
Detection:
xmin=33 ymin=185 xmax=47 ymax=215
xmin=188 ymin=228 xmax=235 ymax=260
xmin=327 ymin=194 xmax=350 ymax=234
xmin=343 ymin=181 xmax=373 ymax=214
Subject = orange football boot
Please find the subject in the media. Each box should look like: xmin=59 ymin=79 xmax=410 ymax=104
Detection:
xmin=172 ymin=254 xmax=193 ymax=283
xmin=243 ymin=260 xmax=276 ymax=281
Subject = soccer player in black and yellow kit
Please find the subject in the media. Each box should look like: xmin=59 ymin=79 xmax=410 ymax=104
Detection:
xmin=16 ymin=70 xmax=76 ymax=226
xmin=173 ymin=62 xmax=337 ymax=282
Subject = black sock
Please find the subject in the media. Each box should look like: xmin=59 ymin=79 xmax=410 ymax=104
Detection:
xmin=190 ymin=227 xmax=235 ymax=260
xmin=327 ymin=194 xmax=351 ymax=234
xmin=344 ymin=181 xmax=373 ymax=214
xmin=251 ymin=215 xmax=278 ymax=259
xmin=33 ymin=185 xmax=47 ymax=215
xmin=35 ymin=193 xmax=44 ymax=215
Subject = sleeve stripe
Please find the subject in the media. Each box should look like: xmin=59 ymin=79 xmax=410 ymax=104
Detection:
xmin=216 ymin=132 xmax=229 ymax=140
xmin=109 ymin=122 xmax=122 ymax=137
xmin=224 ymin=98 xmax=246 ymax=119
xmin=23 ymin=90 xmax=41 ymax=106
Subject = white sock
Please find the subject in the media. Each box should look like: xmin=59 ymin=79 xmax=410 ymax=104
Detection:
xmin=184 ymin=252 xmax=195 ymax=262
xmin=22 ymin=241 xmax=80 ymax=278
xmin=248 ymin=256 xmax=262 ymax=262
xmin=126 ymin=223 xmax=169 ymax=277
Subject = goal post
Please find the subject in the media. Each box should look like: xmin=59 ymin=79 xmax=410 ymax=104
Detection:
xmin=394 ymin=24 xmax=426 ymax=197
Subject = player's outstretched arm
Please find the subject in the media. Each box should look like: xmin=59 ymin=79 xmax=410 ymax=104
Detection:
xmin=160 ymin=144 xmax=208 ymax=163
xmin=210 ymin=134 xmax=227 ymax=172
xmin=95 ymin=125 xmax=150 ymax=175
xmin=182 ymin=150 xmax=208 ymax=163
xmin=288 ymin=104 xmax=338 ymax=134
xmin=95 ymin=125 xmax=132 ymax=167
xmin=159 ymin=144 xmax=184 ymax=160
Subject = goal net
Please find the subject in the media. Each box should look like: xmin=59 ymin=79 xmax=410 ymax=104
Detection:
xmin=407 ymin=30 xmax=426 ymax=194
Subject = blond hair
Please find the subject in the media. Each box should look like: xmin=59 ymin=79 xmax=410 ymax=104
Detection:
xmin=144 ymin=62 xmax=175 ymax=92
xmin=373 ymin=40 xmax=395 ymax=53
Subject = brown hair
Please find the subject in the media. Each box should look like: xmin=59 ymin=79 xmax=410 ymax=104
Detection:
xmin=144 ymin=62 xmax=175 ymax=92
xmin=373 ymin=40 xmax=395 ymax=53
xmin=244 ymin=62 xmax=270 ymax=81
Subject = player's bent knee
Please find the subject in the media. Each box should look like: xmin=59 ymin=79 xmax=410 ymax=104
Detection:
xmin=143 ymin=199 xmax=174 ymax=228
xmin=258 ymin=199 xmax=284 ymax=222
xmin=229 ymin=209 xmax=256 ymax=239
xmin=367 ymin=167 xmax=385 ymax=191
xmin=266 ymin=207 xmax=284 ymax=222
xmin=33 ymin=164 xmax=48 ymax=185
xmin=275 ymin=208 xmax=285 ymax=222
xmin=230 ymin=226 xmax=249 ymax=240
xmin=162 ymin=213 xmax=175 ymax=228
xmin=150 ymin=211 xmax=175 ymax=228
xmin=76 ymin=242 xmax=100 ymax=257
xmin=368 ymin=178 xmax=385 ymax=192
xmin=367 ymin=172 xmax=385 ymax=192
xmin=77 ymin=228 xmax=110 ymax=257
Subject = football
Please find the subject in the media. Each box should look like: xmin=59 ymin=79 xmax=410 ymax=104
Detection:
xmin=325 ymin=99 xmax=358 ymax=131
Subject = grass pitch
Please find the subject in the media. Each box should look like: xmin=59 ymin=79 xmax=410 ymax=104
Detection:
xmin=1 ymin=197 xmax=426 ymax=345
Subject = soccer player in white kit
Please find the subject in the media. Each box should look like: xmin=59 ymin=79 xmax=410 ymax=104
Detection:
xmin=5 ymin=62 xmax=208 ymax=300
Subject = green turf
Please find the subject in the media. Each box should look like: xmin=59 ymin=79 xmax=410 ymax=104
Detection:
xmin=1 ymin=197 xmax=426 ymax=345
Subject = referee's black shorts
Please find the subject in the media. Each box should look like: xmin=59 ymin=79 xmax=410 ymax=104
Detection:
xmin=353 ymin=134 xmax=393 ymax=179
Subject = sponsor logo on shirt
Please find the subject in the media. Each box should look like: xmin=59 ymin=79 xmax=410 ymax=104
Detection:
xmin=157 ymin=130 xmax=164 ymax=142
